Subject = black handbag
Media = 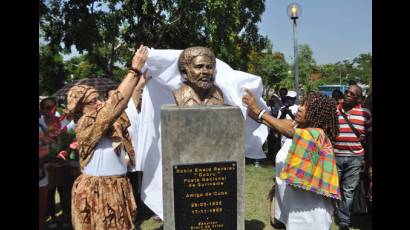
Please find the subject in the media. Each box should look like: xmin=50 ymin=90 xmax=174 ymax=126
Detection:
xmin=352 ymin=172 xmax=369 ymax=214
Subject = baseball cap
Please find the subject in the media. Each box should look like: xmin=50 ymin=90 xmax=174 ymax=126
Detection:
xmin=286 ymin=91 xmax=297 ymax=98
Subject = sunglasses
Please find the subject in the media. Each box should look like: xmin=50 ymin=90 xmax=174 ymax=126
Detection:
xmin=84 ymin=97 xmax=99 ymax=106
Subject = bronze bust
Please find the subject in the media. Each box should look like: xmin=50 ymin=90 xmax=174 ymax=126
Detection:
xmin=173 ymin=46 xmax=224 ymax=106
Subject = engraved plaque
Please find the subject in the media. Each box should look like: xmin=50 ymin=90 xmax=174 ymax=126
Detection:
xmin=173 ymin=161 xmax=237 ymax=230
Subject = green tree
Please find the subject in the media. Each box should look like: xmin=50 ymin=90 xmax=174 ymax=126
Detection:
xmin=246 ymin=40 xmax=290 ymax=96
xmin=280 ymin=73 xmax=296 ymax=91
xmin=297 ymin=44 xmax=317 ymax=84
xmin=64 ymin=55 xmax=105 ymax=80
xmin=40 ymin=0 xmax=268 ymax=79
xmin=39 ymin=44 xmax=66 ymax=95
xmin=317 ymin=53 xmax=372 ymax=86
xmin=281 ymin=44 xmax=317 ymax=93
xmin=254 ymin=52 xmax=289 ymax=88
xmin=352 ymin=53 xmax=372 ymax=84
xmin=318 ymin=63 xmax=339 ymax=84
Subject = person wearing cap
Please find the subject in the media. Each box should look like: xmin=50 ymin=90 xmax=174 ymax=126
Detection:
xmin=67 ymin=45 xmax=148 ymax=230
xmin=277 ymin=90 xmax=299 ymax=120
xmin=277 ymin=91 xmax=299 ymax=148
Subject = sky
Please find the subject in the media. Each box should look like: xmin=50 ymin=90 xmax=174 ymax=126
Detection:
xmin=53 ymin=0 xmax=372 ymax=65
xmin=258 ymin=0 xmax=372 ymax=64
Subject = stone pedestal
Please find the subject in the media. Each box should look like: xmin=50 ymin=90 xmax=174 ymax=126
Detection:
xmin=161 ymin=105 xmax=245 ymax=230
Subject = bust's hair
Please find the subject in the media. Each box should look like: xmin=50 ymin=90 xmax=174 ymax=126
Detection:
xmin=178 ymin=46 xmax=216 ymax=74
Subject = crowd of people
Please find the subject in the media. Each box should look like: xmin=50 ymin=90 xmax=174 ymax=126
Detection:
xmin=39 ymin=45 xmax=372 ymax=230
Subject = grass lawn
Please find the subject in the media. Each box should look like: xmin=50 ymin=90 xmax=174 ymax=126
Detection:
xmin=139 ymin=160 xmax=372 ymax=230
xmin=48 ymin=160 xmax=371 ymax=230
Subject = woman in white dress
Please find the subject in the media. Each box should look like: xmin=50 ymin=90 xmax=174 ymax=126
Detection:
xmin=243 ymin=90 xmax=340 ymax=230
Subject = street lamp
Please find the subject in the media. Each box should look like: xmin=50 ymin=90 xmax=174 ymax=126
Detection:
xmin=337 ymin=58 xmax=349 ymax=86
xmin=287 ymin=3 xmax=302 ymax=101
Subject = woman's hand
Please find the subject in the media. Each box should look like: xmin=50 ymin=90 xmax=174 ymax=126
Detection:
xmin=242 ymin=89 xmax=261 ymax=115
xmin=136 ymin=70 xmax=152 ymax=89
xmin=131 ymin=45 xmax=148 ymax=71
xmin=243 ymin=88 xmax=295 ymax=137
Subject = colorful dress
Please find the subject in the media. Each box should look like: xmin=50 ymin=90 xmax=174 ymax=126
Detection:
xmin=274 ymin=128 xmax=340 ymax=230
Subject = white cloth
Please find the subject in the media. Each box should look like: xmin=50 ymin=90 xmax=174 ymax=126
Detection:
xmin=125 ymin=99 xmax=141 ymax=172
xmin=82 ymin=137 xmax=127 ymax=176
xmin=60 ymin=118 xmax=76 ymax=132
xmin=66 ymin=121 xmax=76 ymax=132
xmin=133 ymin=48 xmax=269 ymax=219
xmin=39 ymin=116 xmax=47 ymax=129
xmin=274 ymin=138 xmax=334 ymax=230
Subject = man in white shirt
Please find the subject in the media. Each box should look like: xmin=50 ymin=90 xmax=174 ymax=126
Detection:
xmin=277 ymin=91 xmax=299 ymax=146
xmin=277 ymin=91 xmax=299 ymax=120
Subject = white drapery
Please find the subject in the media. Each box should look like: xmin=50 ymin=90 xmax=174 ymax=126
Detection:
xmin=130 ymin=48 xmax=269 ymax=218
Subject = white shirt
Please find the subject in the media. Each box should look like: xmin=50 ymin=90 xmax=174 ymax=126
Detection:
xmin=82 ymin=137 xmax=127 ymax=176
xmin=66 ymin=121 xmax=76 ymax=132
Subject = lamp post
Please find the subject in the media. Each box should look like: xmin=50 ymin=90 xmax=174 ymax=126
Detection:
xmin=287 ymin=3 xmax=302 ymax=102
xmin=338 ymin=58 xmax=349 ymax=87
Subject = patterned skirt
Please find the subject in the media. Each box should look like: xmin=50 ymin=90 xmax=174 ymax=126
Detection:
xmin=72 ymin=174 xmax=137 ymax=230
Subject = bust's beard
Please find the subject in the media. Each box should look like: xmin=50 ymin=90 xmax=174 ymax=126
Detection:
xmin=191 ymin=79 xmax=214 ymax=90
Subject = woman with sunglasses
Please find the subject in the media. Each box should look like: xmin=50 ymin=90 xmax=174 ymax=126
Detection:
xmin=67 ymin=45 xmax=148 ymax=230
xmin=39 ymin=97 xmax=72 ymax=229
xmin=39 ymin=97 xmax=60 ymax=230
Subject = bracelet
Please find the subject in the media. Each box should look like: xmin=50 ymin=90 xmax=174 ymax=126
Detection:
xmin=257 ymin=109 xmax=266 ymax=120
xmin=257 ymin=109 xmax=266 ymax=123
xmin=128 ymin=67 xmax=142 ymax=77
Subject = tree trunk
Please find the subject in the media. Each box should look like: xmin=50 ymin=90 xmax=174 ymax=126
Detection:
xmin=107 ymin=41 xmax=115 ymax=79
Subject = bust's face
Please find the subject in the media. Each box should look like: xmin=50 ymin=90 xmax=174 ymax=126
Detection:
xmin=185 ymin=55 xmax=215 ymax=90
